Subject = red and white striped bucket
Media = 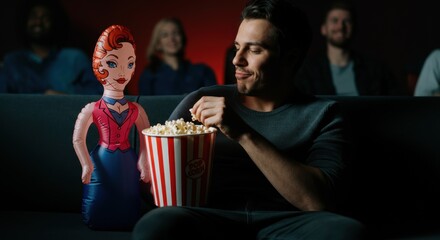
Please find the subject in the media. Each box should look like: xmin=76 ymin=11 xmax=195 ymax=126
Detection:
xmin=143 ymin=130 xmax=216 ymax=207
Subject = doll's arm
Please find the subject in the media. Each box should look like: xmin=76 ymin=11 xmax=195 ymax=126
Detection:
xmin=72 ymin=103 xmax=94 ymax=184
xmin=134 ymin=102 xmax=151 ymax=183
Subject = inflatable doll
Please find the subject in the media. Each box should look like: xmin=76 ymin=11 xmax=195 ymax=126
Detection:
xmin=72 ymin=25 xmax=151 ymax=230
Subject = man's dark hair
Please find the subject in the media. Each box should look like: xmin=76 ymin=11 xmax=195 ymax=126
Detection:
xmin=322 ymin=0 xmax=356 ymax=26
xmin=241 ymin=0 xmax=312 ymax=74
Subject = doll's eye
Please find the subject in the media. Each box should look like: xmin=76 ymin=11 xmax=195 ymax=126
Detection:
xmin=128 ymin=62 xmax=134 ymax=69
xmin=106 ymin=61 xmax=117 ymax=68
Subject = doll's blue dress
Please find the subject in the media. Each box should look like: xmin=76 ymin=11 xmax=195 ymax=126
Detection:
xmin=82 ymin=97 xmax=142 ymax=230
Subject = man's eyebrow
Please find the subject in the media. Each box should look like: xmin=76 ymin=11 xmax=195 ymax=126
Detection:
xmin=234 ymin=41 xmax=271 ymax=49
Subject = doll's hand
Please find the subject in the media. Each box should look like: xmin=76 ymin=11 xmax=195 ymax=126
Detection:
xmin=138 ymin=161 xmax=151 ymax=184
xmin=81 ymin=165 xmax=94 ymax=184
xmin=139 ymin=169 xmax=151 ymax=184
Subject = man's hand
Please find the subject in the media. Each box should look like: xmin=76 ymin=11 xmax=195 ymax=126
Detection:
xmin=190 ymin=96 xmax=250 ymax=140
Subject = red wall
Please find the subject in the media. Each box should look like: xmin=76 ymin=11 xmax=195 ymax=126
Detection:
xmin=3 ymin=0 xmax=440 ymax=96
xmin=62 ymin=0 xmax=246 ymax=94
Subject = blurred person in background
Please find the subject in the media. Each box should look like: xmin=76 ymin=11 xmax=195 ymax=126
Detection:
xmin=138 ymin=17 xmax=217 ymax=95
xmin=0 ymin=0 xmax=101 ymax=94
xmin=295 ymin=0 xmax=404 ymax=96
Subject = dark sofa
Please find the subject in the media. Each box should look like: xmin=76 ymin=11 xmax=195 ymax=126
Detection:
xmin=1 ymin=93 xmax=440 ymax=240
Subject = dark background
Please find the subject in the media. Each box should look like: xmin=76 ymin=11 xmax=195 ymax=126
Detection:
xmin=1 ymin=0 xmax=440 ymax=95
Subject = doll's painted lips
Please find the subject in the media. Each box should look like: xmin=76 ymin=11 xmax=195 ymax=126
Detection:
xmin=116 ymin=78 xmax=127 ymax=84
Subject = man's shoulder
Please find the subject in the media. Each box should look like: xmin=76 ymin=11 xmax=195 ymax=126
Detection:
xmin=57 ymin=47 xmax=89 ymax=58
xmin=180 ymin=85 xmax=234 ymax=104
xmin=425 ymin=49 xmax=440 ymax=62
xmin=306 ymin=97 xmax=342 ymax=120
xmin=289 ymin=95 xmax=338 ymax=113
xmin=3 ymin=49 xmax=31 ymax=62
xmin=351 ymin=51 xmax=384 ymax=66
xmin=293 ymin=95 xmax=336 ymax=107
xmin=192 ymin=84 xmax=234 ymax=96
xmin=314 ymin=96 xmax=338 ymax=106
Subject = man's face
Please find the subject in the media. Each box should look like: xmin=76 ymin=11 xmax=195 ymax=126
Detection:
xmin=321 ymin=9 xmax=353 ymax=48
xmin=26 ymin=5 xmax=53 ymax=44
xmin=233 ymin=19 xmax=280 ymax=96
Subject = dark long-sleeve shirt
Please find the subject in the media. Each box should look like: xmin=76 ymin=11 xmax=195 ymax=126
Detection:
xmin=295 ymin=51 xmax=405 ymax=96
xmin=169 ymin=85 xmax=349 ymax=211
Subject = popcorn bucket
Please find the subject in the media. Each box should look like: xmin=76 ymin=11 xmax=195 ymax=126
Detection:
xmin=142 ymin=129 xmax=216 ymax=207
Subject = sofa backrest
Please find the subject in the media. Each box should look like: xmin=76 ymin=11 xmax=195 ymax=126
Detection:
xmin=1 ymin=94 xmax=439 ymax=237
xmin=0 ymin=94 xmax=184 ymax=213
xmin=328 ymin=96 xmax=440 ymax=236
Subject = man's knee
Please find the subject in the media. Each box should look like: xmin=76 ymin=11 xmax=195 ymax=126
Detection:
xmin=132 ymin=207 xmax=205 ymax=240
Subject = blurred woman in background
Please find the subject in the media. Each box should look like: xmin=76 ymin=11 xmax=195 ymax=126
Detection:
xmin=138 ymin=17 xmax=217 ymax=95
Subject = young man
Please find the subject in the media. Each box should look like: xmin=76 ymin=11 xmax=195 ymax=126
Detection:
xmin=0 ymin=0 xmax=101 ymax=94
xmin=295 ymin=0 xmax=403 ymax=96
xmin=132 ymin=0 xmax=366 ymax=239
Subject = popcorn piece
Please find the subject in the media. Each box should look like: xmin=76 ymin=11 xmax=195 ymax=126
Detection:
xmin=189 ymin=108 xmax=197 ymax=121
xmin=144 ymin=118 xmax=214 ymax=135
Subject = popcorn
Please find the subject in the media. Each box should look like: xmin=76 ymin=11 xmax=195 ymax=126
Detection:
xmin=189 ymin=108 xmax=197 ymax=121
xmin=143 ymin=118 xmax=214 ymax=135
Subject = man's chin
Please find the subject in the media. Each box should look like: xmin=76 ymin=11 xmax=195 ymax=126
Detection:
xmin=329 ymin=39 xmax=351 ymax=48
xmin=29 ymin=36 xmax=54 ymax=45
xmin=236 ymin=82 xmax=249 ymax=94
xmin=237 ymin=83 xmax=260 ymax=96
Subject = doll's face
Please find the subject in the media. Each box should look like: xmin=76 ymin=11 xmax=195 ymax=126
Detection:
xmin=100 ymin=42 xmax=136 ymax=91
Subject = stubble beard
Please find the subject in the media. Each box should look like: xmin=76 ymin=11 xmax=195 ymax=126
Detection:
xmin=327 ymin=33 xmax=351 ymax=49
xmin=236 ymin=80 xmax=250 ymax=95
